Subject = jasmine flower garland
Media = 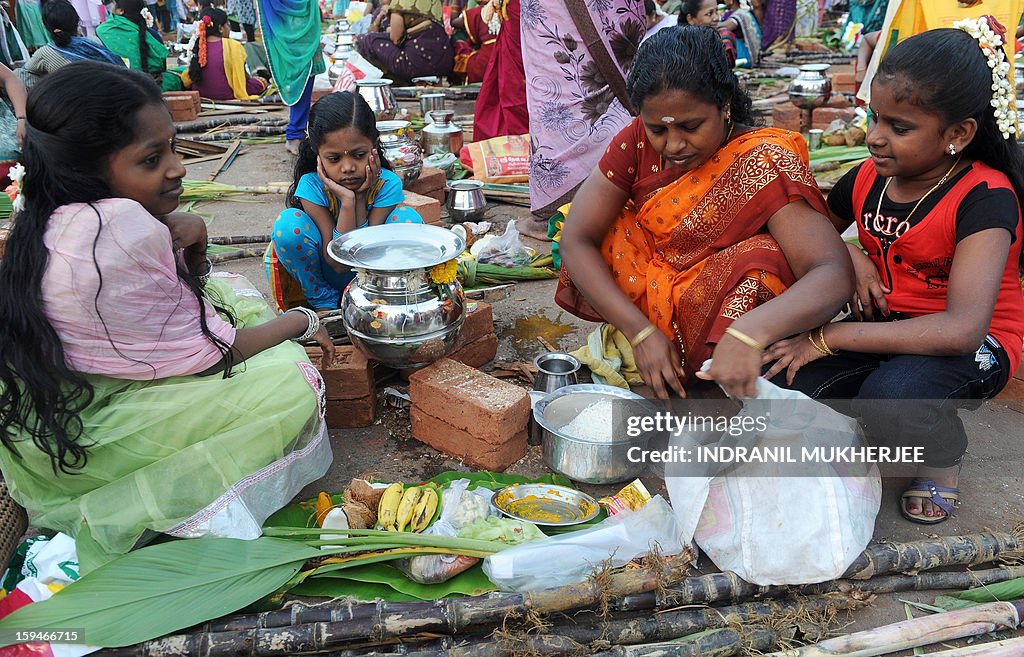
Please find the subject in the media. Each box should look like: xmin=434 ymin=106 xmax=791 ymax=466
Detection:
xmin=953 ymin=16 xmax=1018 ymax=141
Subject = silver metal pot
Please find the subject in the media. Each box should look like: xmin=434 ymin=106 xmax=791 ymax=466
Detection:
xmin=420 ymin=110 xmax=464 ymax=157
xmin=356 ymin=79 xmax=398 ymax=121
xmin=329 ymin=224 xmax=467 ymax=369
xmin=419 ymin=92 xmax=446 ymax=116
xmin=534 ymin=384 xmax=658 ymax=484
xmin=787 ymin=63 xmax=832 ymax=110
xmin=533 ymin=352 xmax=581 ymax=393
xmin=446 ymin=179 xmax=487 ymax=223
xmin=377 ymin=120 xmax=422 ymax=184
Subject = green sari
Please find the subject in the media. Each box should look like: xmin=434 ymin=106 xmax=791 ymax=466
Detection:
xmin=96 ymin=14 xmax=183 ymax=91
xmin=0 ymin=276 xmax=331 ymax=560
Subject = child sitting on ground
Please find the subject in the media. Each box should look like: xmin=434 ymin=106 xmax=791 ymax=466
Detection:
xmin=767 ymin=18 xmax=1024 ymax=525
xmin=265 ymin=91 xmax=421 ymax=313
xmin=0 ymin=62 xmax=335 ymax=562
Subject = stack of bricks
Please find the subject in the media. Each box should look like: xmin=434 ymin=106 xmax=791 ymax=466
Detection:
xmin=163 ymin=91 xmax=200 ymax=123
xmin=446 ymin=300 xmax=498 ymax=368
xmin=406 ymin=166 xmax=446 ymax=203
xmin=770 ymin=94 xmax=857 ymax=133
xmin=305 ymin=345 xmax=377 ymax=428
xmin=400 ymin=190 xmax=442 ymax=225
xmin=409 ymin=358 xmax=530 ymax=471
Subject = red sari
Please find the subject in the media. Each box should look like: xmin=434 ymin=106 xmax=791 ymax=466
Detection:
xmin=556 ymin=121 xmax=829 ymax=383
xmin=471 ymin=0 xmax=528 ymax=141
xmin=453 ymin=6 xmax=498 ymax=84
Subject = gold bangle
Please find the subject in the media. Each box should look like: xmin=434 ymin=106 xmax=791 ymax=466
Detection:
xmin=630 ymin=324 xmax=659 ymax=348
xmin=818 ymin=325 xmax=838 ymax=356
xmin=724 ymin=326 xmax=765 ymax=353
xmin=807 ymin=331 xmax=830 ymax=356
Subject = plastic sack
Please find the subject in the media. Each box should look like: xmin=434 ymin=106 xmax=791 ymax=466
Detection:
xmin=393 ymin=480 xmax=493 ymax=585
xmin=459 ymin=134 xmax=530 ymax=183
xmin=665 ymin=376 xmax=882 ymax=586
xmin=470 ymin=220 xmax=532 ymax=267
xmin=0 ymin=533 xmax=97 ymax=656
xmin=482 ymin=496 xmax=684 ymax=592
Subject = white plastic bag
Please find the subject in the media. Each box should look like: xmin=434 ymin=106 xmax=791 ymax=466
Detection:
xmin=393 ymin=480 xmax=493 ymax=584
xmin=482 ymin=496 xmax=684 ymax=592
xmin=665 ymin=377 xmax=882 ymax=585
xmin=470 ymin=220 xmax=533 ymax=267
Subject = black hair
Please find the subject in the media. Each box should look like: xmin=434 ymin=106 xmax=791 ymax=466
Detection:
xmin=40 ymin=0 xmax=80 ymax=48
xmin=626 ymin=25 xmax=754 ymax=125
xmin=0 ymin=63 xmax=234 ymax=474
xmin=112 ymin=0 xmax=152 ymax=77
xmin=287 ymin=91 xmax=392 ymax=208
xmin=187 ymin=6 xmax=229 ymax=84
xmin=678 ymin=0 xmax=712 ymax=22
xmin=876 ymin=29 xmax=1024 ymax=257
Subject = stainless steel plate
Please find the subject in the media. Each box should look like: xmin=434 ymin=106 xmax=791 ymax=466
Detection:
xmin=328 ymin=224 xmax=465 ymax=270
xmin=491 ymin=483 xmax=600 ymax=527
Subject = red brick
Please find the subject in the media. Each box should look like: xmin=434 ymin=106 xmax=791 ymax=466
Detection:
xmin=164 ymin=90 xmax=200 ymax=114
xmin=812 ymin=107 xmax=856 ymax=131
xmin=400 ymin=190 xmax=442 ymax=226
xmin=824 ymin=93 xmax=853 ymax=109
xmin=771 ymin=102 xmax=802 ymax=132
xmin=458 ymin=301 xmax=494 ymax=346
xmin=305 ymin=345 xmax=375 ymax=400
xmin=409 ymin=358 xmax=530 ymax=444
xmin=312 ymin=87 xmax=334 ymax=105
xmin=407 ymin=166 xmax=446 ymax=203
xmin=411 ymin=406 xmax=526 ymax=471
xmin=448 ymin=334 xmax=498 ymax=368
xmin=170 ymin=107 xmax=197 ymax=122
xmin=833 ymin=72 xmax=857 ymax=94
xmin=325 ymin=395 xmax=376 ymax=428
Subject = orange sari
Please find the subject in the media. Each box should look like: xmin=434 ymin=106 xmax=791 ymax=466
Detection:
xmin=556 ymin=127 xmax=829 ymax=383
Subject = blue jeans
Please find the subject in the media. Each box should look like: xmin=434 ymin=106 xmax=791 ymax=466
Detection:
xmin=286 ymin=78 xmax=315 ymax=141
xmin=269 ymin=206 xmax=423 ymax=309
xmin=772 ymin=334 xmax=1010 ymax=468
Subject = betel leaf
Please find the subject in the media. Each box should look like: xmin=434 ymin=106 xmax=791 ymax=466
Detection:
xmin=0 ymin=537 xmax=322 ymax=648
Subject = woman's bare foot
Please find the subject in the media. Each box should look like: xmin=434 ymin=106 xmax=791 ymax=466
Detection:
xmin=904 ymin=464 xmax=960 ymax=520
xmin=285 ymin=139 xmax=302 ymax=156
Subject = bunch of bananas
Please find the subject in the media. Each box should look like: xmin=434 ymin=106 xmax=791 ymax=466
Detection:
xmin=377 ymin=482 xmax=440 ymax=532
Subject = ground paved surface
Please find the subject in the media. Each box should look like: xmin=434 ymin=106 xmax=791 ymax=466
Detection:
xmin=182 ymin=96 xmax=1024 ymax=653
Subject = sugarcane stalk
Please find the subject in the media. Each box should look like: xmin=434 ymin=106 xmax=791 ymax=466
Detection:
xmin=208 ymin=234 xmax=273 ymax=245
xmin=764 ymin=599 xmax=1024 ymax=657
xmin=209 ymin=247 xmax=266 ymax=263
xmin=920 ymin=636 xmax=1024 ymax=656
xmin=841 ymin=526 xmax=1024 ymax=580
xmin=617 ymin=566 xmax=1024 ymax=612
xmin=587 ymin=626 xmax=778 ymax=657
xmin=197 ymin=129 xmax=285 ymax=141
xmin=175 ymin=116 xmax=264 ymax=132
xmin=428 ymin=595 xmax=853 ymax=657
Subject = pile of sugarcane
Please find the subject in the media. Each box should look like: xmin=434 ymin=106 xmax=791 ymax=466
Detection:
xmin=96 ymin=526 xmax=1024 ymax=657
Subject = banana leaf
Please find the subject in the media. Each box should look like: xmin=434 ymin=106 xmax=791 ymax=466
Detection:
xmin=0 ymin=537 xmax=322 ymax=648
xmin=807 ymin=144 xmax=870 ymax=165
xmin=290 ymin=562 xmax=497 ymax=601
xmin=933 ymin=576 xmax=1024 ymax=611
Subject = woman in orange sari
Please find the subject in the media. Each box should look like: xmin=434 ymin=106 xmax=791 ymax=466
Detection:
xmin=558 ymin=25 xmax=854 ymax=399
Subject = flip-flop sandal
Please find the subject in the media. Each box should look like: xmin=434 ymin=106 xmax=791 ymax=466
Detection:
xmin=900 ymin=479 xmax=960 ymax=525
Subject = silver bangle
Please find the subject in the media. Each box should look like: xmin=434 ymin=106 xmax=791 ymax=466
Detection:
xmin=197 ymin=256 xmax=213 ymax=287
xmin=287 ymin=307 xmax=320 ymax=342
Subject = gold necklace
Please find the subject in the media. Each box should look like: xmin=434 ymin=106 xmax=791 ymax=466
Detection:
xmin=872 ymin=156 xmax=962 ymax=236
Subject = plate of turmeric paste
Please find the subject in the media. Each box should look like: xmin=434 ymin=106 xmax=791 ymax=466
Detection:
xmin=491 ymin=483 xmax=600 ymax=527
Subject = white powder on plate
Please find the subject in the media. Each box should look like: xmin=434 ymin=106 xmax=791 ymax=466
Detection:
xmin=560 ymin=399 xmax=616 ymax=442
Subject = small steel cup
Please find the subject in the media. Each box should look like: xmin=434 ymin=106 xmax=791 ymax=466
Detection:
xmin=533 ymin=352 xmax=581 ymax=394
xmin=808 ymin=129 xmax=824 ymax=151
xmin=420 ymin=93 xmax=446 ymax=119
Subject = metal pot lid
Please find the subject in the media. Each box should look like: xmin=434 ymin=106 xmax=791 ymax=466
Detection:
xmin=328 ymin=224 xmax=466 ymax=270
xmin=357 ymin=78 xmax=394 ymax=87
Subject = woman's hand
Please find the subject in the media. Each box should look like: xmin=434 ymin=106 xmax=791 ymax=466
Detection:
xmin=696 ymin=332 xmax=762 ymax=398
xmin=762 ymin=332 xmax=825 ymax=386
xmin=15 ymin=118 xmax=25 ymax=146
xmin=848 ymin=245 xmax=889 ymax=321
xmin=355 ymin=150 xmax=381 ymax=198
xmin=313 ymin=325 xmax=336 ymax=362
xmin=632 ymin=329 xmax=686 ymax=399
xmin=317 ymin=156 xmax=356 ymax=203
xmin=161 ymin=211 xmax=209 ymax=251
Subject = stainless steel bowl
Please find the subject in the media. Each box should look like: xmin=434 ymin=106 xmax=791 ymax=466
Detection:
xmin=534 ymin=384 xmax=660 ymax=484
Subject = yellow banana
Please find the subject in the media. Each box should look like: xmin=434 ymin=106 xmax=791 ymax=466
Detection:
xmin=410 ymin=487 xmax=439 ymax=533
xmin=377 ymin=482 xmax=404 ymax=531
xmin=394 ymin=486 xmax=422 ymax=532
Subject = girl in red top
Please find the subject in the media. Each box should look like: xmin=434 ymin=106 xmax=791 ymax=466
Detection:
xmin=767 ymin=19 xmax=1024 ymax=525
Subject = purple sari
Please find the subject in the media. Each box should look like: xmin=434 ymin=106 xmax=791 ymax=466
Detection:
xmin=760 ymin=0 xmax=796 ymax=49
xmin=521 ymin=0 xmax=644 ymax=217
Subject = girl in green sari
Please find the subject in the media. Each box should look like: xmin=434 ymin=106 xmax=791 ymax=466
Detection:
xmin=97 ymin=0 xmax=183 ymax=91
xmin=0 ymin=63 xmax=335 ymax=562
